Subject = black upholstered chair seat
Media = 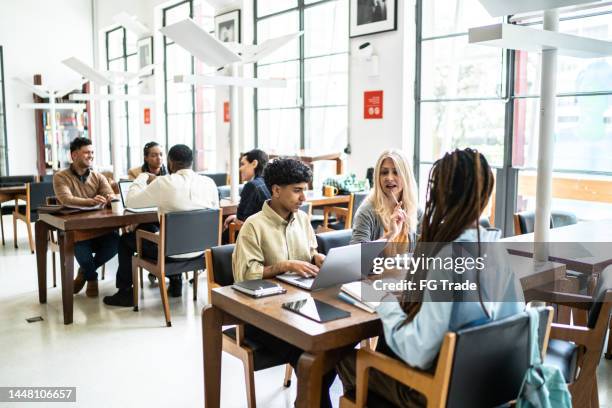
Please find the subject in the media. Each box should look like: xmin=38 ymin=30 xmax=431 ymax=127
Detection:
xmin=316 ymin=229 xmax=352 ymax=255
xmin=140 ymin=254 xmax=205 ymax=276
xmin=1 ymin=204 xmax=26 ymax=215
xmin=545 ymin=339 xmax=579 ymax=383
xmin=222 ymin=327 xmax=291 ymax=371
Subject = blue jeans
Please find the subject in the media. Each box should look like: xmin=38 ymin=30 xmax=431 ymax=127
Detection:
xmin=74 ymin=231 xmax=119 ymax=281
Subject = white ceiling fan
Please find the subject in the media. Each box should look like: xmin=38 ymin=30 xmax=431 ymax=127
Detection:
xmin=160 ymin=18 xmax=302 ymax=201
xmin=62 ymin=57 xmax=157 ymax=179
xmin=14 ymin=77 xmax=87 ymax=171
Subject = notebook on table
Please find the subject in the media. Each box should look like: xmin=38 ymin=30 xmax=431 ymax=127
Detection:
xmin=231 ymin=279 xmax=286 ymax=298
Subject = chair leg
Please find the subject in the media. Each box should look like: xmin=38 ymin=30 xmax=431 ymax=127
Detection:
xmin=193 ymin=270 xmax=198 ymax=301
xmin=283 ymin=364 xmax=292 ymax=387
xmin=184 ymin=271 xmax=189 ymax=281
xmin=52 ymin=252 xmax=57 ymax=288
xmin=139 ymin=267 xmax=144 ymax=289
xmin=0 ymin=213 xmax=5 ymax=245
xmin=26 ymin=220 xmax=34 ymax=254
xmin=132 ymin=261 xmax=139 ymax=312
xmin=590 ymin=379 xmax=599 ymax=408
xmin=242 ymin=352 xmax=257 ymax=408
xmin=605 ymin=318 xmax=612 ymax=360
xmin=12 ymin=213 xmax=17 ymax=248
xmin=101 ymin=264 xmax=105 ymax=280
xmin=158 ymin=274 xmax=172 ymax=327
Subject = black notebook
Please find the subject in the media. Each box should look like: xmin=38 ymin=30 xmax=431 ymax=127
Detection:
xmin=232 ymin=279 xmax=286 ymax=298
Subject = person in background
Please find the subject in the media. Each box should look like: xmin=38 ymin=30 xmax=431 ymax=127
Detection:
xmin=336 ymin=148 xmax=525 ymax=406
xmin=128 ymin=141 xmax=167 ymax=180
xmin=351 ymin=149 xmax=419 ymax=251
xmin=53 ymin=137 xmax=119 ymax=298
xmin=222 ymin=149 xmax=271 ymax=242
xmin=103 ymin=144 xmax=219 ymax=307
xmin=232 ymin=158 xmax=335 ymax=407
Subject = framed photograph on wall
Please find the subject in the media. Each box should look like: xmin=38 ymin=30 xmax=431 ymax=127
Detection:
xmin=350 ymin=0 xmax=397 ymax=38
xmin=137 ymin=36 xmax=153 ymax=70
xmin=215 ymin=10 xmax=241 ymax=43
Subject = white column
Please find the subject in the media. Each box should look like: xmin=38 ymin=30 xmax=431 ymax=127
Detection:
xmin=534 ymin=8 xmax=559 ymax=261
xmin=229 ymin=63 xmax=240 ymax=202
xmin=110 ymin=86 xmax=123 ymax=181
xmin=49 ymin=98 xmax=59 ymax=171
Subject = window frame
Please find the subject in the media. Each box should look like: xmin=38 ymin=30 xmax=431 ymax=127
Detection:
xmin=0 ymin=46 xmax=8 ymax=175
xmin=253 ymin=0 xmax=349 ymax=150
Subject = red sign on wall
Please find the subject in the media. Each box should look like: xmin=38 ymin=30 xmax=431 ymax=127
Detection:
xmin=143 ymin=108 xmax=151 ymax=124
xmin=364 ymin=90 xmax=383 ymax=119
xmin=223 ymin=102 xmax=230 ymax=123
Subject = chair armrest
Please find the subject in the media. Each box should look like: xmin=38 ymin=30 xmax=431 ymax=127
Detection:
xmin=529 ymin=289 xmax=593 ymax=311
xmin=354 ymin=348 xmax=434 ymax=407
xmin=135 ymin=229 xmax=161 ymax=261
xmin=136 ymin=229 xmax=159 ymax=244
xmin=550 ymin=323 xmax=591 ymax=346
xmin=229 ymin=221 xmax=242 ymax=244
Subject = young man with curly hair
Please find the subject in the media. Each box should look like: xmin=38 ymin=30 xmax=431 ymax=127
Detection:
xmin=232 ymin=158 xmax=334 ymax=407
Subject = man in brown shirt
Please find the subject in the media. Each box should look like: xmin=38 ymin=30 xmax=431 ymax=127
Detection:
xmin=53 ymin=137 xmax=119 ymax=297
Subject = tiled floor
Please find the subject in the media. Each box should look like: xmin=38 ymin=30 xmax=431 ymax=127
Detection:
xmin=0 ymin=219 xmax=610 ymax=407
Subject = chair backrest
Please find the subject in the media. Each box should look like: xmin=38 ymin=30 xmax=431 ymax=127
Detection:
xmin=446 ymin=307 xmax=551 ymax=408
xmin=29 ymin=182 xmax=55 ymax=220
xmin=163 ymin=209 xmax=221 ymax=257
xmin=208 ymin=244 xmax=236 ymax=287
xmin=200 ymin=172 xmax=228 ymax=187
xmin=299 ymin=202 xmax=312 ymax=218
xmin=551 ymin=211 xmax=578 ymax=228
xmin=349 ymin=192 xmax=369 ymax=227
xmin=515 ymin=210 xmax=577 ymax=234
xmin=40 ymin=174 xmax=54 ymax=183
xmin=0 ymin=174 xmax=37 ymax=186
xmin=587 ymin=266 xmax=612 ymax=329
xmin=316 ymin=229 xmax=352 ymax=255
xmin=217 ymin=184 xmax=244 ymax=200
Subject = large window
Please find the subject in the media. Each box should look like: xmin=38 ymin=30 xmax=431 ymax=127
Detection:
xmin=416 ymin=1 xmax=612 ymax=228
xmin=162 ymin=0 xmax=216 ymax=171
xmin=254 ymin=0 xmax=349 ymax=182
xmin=0 ymin=46 xmax=7 ymax=175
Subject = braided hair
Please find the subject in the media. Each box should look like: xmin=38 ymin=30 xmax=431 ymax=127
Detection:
xmin=400 ymin=148 xmax=494 ymax=322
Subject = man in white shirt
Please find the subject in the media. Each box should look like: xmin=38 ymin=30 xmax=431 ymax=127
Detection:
xmin=103 ymin=144 xmax=219 ymax=307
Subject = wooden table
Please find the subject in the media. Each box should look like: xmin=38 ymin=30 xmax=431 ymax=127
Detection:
xmin=0 ymin=185 xmax=26 ymax=203
xmin=305 ymin=191 xmax=351 ymax=208
xmin=501 ymin=220 xmax=612 ymax=275
xmin=201 ymin=257 xmax=564 ymax=408
xmin=269 ymin=151 xmax=344 ymax=175
xmin=36 ymin=203 xmax=240 ymax=325
xmin=36 ymin=209 xmax=158 ymax=325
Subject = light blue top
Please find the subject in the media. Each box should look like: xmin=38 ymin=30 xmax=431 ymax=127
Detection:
xmin=375 ymin=227 xmax=525 ymax=369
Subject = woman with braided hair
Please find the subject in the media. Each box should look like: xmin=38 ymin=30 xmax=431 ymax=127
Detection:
xmin=336 ymin=148 xmax=525 ymax=407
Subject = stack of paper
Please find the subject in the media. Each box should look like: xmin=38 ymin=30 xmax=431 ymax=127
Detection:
xmin=338 ymin=281 xmax=380 ymax=313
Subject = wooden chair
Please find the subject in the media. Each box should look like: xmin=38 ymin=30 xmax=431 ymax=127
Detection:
xmin=537 ymin=267 xmax=612 ymax=408
xmin=12 ymin=181 xmax=54 ymax=253
xmin=132 ymin=208 xmax=222 ymax=327
xmin=205 ymin=244 xmax=293 ymax=408
xmin=321 ymin=192 xmax=368 ymax=231
xmin=0 ymin=175 xmax=37 ymax=246
xmin=229 ymin=202 xmax=312 ymax=244
xmin=340 ymin=307 xmax=553 ymax=408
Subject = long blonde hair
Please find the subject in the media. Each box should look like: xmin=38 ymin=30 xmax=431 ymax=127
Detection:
xmin=368 ymin=149 xmax=418 ymax=234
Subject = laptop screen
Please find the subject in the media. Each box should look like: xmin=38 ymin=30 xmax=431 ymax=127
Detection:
xmin=118 ymin=180 xmax=133 ymax=207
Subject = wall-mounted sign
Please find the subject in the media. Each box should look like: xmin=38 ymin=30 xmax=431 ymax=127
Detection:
xmin=143 ymin=108 xmax=151 ymax=124
xmin=364 ymin=90 xmax=383 ymax=119
xmin=224 ymin=101 xmax=230 ymax=122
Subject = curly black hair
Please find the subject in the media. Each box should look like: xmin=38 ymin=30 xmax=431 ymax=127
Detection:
xmin=263 ymin=158 xmax=312 ymax=192
xmin=69 ymin=137 xmax=92 ymax=152
xmin=168 ymin=144 xmax=193 ymax=169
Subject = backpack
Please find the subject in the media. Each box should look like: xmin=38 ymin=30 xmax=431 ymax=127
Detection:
xmin=516 ymin=308 xmax=572 ymax=408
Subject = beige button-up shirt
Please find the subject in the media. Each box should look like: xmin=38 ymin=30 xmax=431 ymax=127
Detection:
xmin=232 ymin=200 xmax=318 ymax=282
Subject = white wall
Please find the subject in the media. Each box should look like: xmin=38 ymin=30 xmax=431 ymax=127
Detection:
xmin=0 ymin=0 xmax=94 ymax=175
xmin=347 ymin=0 xmax=416 ymax=180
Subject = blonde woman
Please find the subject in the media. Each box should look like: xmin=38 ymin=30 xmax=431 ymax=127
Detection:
xmin=350 ymin=149 xmax=418 ymax=247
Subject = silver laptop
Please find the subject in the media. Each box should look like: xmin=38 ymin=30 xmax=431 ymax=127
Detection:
xmin=276 ymin=244 xmax=364 ymax=291
xmin=118 ymin=180 xmax=158 ymax=213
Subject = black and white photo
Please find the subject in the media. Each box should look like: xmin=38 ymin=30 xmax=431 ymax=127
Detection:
xmin=215 ymin=10 xmax=241 ymax=43
xmin=350 ymin=0 xmax=397 ymax=37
